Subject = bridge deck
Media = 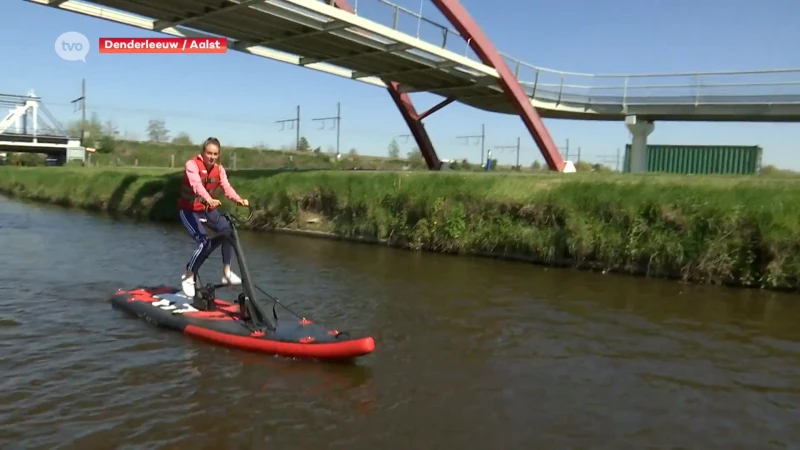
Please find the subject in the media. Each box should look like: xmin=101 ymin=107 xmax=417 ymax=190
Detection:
xmin=27 ymin=0 xmax=800 ymax=122
xmin=0 ymin=134 xmax=71 ymax=145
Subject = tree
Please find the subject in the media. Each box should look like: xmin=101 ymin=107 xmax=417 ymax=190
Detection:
xmin=297 ymin=136 xmax=311 ymax=152
xmin=387 ymin=138 xmax=401 ymax=158
xmin=97 ymin=134 xmax=116 ymax=154
xmin=406 ymin=147 xmax=426 ymax=169
xmin=171 ymin=132 xmax=193 ymax=145
xmin=146 ymin=118 xmax=169 ymax=143
xmin=348 ymin=148 xmax=358 ymax=156
xmin=86 ymin=112 xmax=103 ymax=139
xmin=592 ymin=163 xmax=612 ymax=173
xmin=102 ymin=119 xmax=118 ymax=138
xmin=574 ymin=160 xmax=593 ymax=172
xmin=64 ymin=114 xmax=132 ymax=147
xmin=66 ymin=112 xmax=103 ymax=147
xmin=66 ymin=120 xmax=82 ymax=138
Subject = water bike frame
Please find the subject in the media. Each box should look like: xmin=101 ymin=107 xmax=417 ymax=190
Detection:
xmin=190 ymin=203 xmax=279 ymax=331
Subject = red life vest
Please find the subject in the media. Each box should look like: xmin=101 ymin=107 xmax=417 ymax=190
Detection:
xmin=178 ymin=155 xmax=221 ymax=212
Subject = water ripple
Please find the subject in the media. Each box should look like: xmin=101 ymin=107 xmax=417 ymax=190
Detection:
xmin=2 ymin=196 xmax=800 ymax=449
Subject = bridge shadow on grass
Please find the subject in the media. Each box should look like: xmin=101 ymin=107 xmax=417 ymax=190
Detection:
xmin=105 ymin=174 xmax=139 ymax=217
xmin=118 ymin=169 xmax=330 ymax=223
xmin=129 ymin=172 xmax=183 ymax=221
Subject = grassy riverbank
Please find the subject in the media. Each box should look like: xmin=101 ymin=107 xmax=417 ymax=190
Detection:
xmin=2 ymin=166 xmax=800 ymax=291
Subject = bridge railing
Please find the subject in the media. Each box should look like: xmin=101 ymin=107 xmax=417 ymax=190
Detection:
xmin=512 ymin=64 xmax=800 ymax=107
xmin=329 ymin=0 xmax=800 ymax=107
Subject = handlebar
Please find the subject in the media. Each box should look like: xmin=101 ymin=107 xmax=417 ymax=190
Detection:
xmin=203 ymin=201 xmax=253 ymax=225
xmin=227 ymin=204 xmax=253 ymax=225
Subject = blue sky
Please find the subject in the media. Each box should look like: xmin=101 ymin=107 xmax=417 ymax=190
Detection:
xmin=3 ymin=0 xmax=800 ymax=169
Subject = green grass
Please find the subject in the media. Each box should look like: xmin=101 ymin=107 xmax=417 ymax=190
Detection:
xmin=88 ymin=140 xmax=417 ymax=170
xmin=3 ymin=165 xmax=800 ymax=291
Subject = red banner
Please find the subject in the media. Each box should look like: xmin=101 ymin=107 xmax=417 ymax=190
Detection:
xmin=98 ymin=38 xmax=227 ymax=54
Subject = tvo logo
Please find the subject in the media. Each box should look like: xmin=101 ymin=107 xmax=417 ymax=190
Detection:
xmin=55 ymin=31 xmax=90 ymax=62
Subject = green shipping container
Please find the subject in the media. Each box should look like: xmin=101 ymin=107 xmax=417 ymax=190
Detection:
xmin=622 ymin=145 xmax=763 ymax=174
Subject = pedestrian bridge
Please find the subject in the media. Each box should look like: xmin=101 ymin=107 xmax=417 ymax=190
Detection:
xmin=0 ymin=92 xmax=86 ymax=164
xmin=28 ymin=0 xmax=800 ymax=171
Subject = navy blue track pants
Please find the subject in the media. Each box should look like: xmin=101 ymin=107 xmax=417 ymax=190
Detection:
xmin=178 ymin=208 xmax=232 ymax=273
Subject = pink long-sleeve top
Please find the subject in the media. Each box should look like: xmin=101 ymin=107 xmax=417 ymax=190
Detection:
xmin=185 ymin=157 xmax=242 ymax=204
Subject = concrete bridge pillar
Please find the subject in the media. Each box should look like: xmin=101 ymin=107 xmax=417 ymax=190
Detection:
xmin=625 ymin=115 xmax=654 ymax=173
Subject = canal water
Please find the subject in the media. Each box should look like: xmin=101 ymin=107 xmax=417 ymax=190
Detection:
xmin=1 ymin=195 xmax=799 ymax=449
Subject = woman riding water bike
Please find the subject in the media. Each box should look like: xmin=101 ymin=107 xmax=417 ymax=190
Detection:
xmin=177 ymin=137 xmax=249 ymax=298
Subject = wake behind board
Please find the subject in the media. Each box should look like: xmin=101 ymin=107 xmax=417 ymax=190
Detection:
xmin=110 ymin=286 xmax=376 ymax=360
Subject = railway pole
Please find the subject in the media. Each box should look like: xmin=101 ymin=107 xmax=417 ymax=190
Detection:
xmin=455 ymin=123 xmax=485 ymax=166
xmin=275 ymin=105 xmax=301 ymax=151
xmin=312 ymin=102 xmax=341 ymax=158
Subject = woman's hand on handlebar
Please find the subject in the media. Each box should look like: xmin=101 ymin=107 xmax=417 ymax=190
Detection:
xmin=236 ymin=198 xmax=250 ymax=207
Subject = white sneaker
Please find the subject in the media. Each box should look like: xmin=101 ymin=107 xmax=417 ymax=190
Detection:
xmin=181 ymin=273 xmax=196 ymax=298
xmin=222 ymin=271 xmax=242 ymax=286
